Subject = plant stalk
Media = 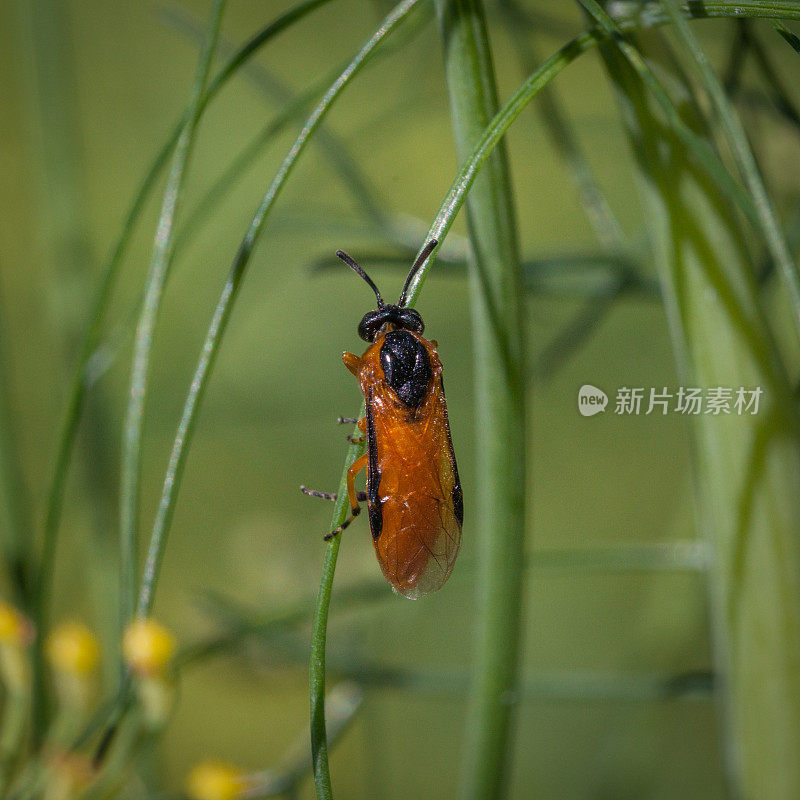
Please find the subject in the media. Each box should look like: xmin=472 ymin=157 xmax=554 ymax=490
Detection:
xmin=434 ymin=1 xmax=527 ymax=798
xmin=119 ymin=0 xmax=226 ymax=632
xmin=594 ymin=20 xmax=800 ymax=798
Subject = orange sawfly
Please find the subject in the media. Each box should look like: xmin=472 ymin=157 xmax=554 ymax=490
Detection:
xmin=302 ymin=240 xmax=462 ymax=599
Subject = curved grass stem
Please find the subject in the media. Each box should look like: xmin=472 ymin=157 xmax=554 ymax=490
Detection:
xmin=309 ymin=429 xmax=363 ymax=800
xmin=308 ymin=3 xmax=793 ymax=796
xmin=592 ymin=17 xmax=800 ymax=798
xmin=36 ymin=0 xmax=337 ymax=667
xmin=134 ymin=0 xmax=422 ymax=620
xmin=660 ymin=0 xmax=800 ymax=334
xmin=119 ymin=0 xmax=227 ymax=632
xmin=434 ymin=2 xmax=526 ymax=798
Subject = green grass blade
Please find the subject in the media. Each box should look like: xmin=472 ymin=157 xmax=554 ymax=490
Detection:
xmin=608 ymin=1 xmax=800 ymax=24
xmin=577 ymin=0 xmax=765 ymax=232
xmin=134 ymin=0 xmax=422 ymax=619
xmin=594 ymin=24 xmax=800 ymax=798
xmin=119 ymin=0 xmax=227 ymax=629
xmin=160 ymin=3 xmax=403 ymax=240
xmin=109 ymin=9 xmax=425 ymax=796
xmin=661 ymin=0 xmax=800 ymax=333
xmin=249 ymin=683 xmax=363 ymax=798
xmin=774 ymin=20 xmax=800 ymax=52
xmin=308 ymin=5 xmax=797 ymax=798
xmin=36 ymin=0 xmax=336 ymax=650
xmin=173 ymin=63 xmax=345 ymax=258
xmin=309 ymin=432 xmax=361 ymax=800
xmin=500 ymin=0 xmax=626 ymax=252
xmin=18 ymin=0 xmax=116 ymax=738
xmin=434 ymin=2 xmax=526 ymax=799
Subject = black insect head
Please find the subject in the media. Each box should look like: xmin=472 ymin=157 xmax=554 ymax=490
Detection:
xmin=337 ymin=240 xmax=438 ymax=342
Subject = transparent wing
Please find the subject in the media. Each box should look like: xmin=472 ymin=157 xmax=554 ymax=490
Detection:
xmin=370 ymin=387 xmax=462 ymax=599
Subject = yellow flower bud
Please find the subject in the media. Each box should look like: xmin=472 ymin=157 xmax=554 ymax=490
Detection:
xmin=186 ymin=761 xmax=246 ymax=800
xmin=46 ymin=623 xmax=100 ymax=676
xmin=122 ymin=619 xmax=175 ymax=676
xmin=0 ymin=603 xmax=32 ymax=646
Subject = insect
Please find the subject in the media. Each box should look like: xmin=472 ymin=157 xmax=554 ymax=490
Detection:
xmin=302 ymin=240 xmax=463 ymax=599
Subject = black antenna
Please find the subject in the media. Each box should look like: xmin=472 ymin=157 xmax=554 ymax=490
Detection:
xmin=336 ymin=250 xmax=384 ymax=308
xmin=398 ymin=239 xmax=438 ymax=307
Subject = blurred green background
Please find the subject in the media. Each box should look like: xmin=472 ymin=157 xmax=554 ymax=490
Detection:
xmin=5 ymin=0 xmax=797 ymax=797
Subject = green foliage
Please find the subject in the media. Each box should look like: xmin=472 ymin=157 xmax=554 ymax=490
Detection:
xmin=593 ymin=17 xmax=800 ymax=797
xmin=2 ymin=1 xmax=800 ymax=798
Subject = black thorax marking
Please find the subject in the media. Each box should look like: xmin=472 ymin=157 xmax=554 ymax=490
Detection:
xmin=379 ymin=330 xmax=432 ymax=408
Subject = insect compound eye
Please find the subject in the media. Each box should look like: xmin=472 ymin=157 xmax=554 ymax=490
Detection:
xmin=379 ymin=330 xmax=432 ymax=408
xmin=397 ymin=308 xmax=424 ymax=335
xmin=358 ymin=310 xmax=384 ymax=342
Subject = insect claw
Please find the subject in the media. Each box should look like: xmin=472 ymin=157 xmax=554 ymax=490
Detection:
xmin=324 ymin=506 xmax=360 ymax=540
xmin=347 ymin=434 xmax=365 ymax=444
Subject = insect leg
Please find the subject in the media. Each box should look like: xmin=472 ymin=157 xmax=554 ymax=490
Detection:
xmin=342 ymin=416 xmax=367 ymax=444
xmin=301 ymin=486 xmax=337 ymax=500
xmin=337 ymin=417 xmax=357 ymax=425
xmin=324 ymin=454 xmax=368 ymax=541
xmin=301 ymin=486 xmax=367 ymax=502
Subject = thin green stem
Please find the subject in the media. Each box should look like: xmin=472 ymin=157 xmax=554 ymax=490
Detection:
xmin=249 ymin=683 xmax=363 ymax=798
xmin=661 ymin=0 xmax=800 ymax=333
xmin=500 ymin=0 xmax=627 ymax=252
xmin=20 ymin=0 xmax=107 ymax=739
xmin=177 ymin=579 xmax=386 ymax=668
xmin=120 ymin=0 xmax=226 ymax=630
xmin=174 ymin=65 xmax=345 ymax=258
xmin=435 ymin=2 xmax=526 ymax=799
xmin=608 ymin=0 xmax=800 ymax=23
xmin=592 ymin=16 xmax=800 ymax=797
xmin=774 ymin=20 xmax=800 ymax=52
xmin=309 ymin=434 xmax=362 ymax=800
xmin=36 ymin=0 xmax=336 ymax=637
xmin=132 ymin=0 xmax=422 ymax=627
